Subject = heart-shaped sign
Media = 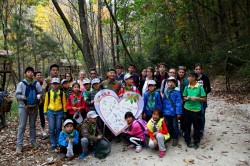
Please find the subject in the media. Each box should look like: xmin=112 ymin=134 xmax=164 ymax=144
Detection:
xmin=94 ymin=90 xmax=144 ymax=136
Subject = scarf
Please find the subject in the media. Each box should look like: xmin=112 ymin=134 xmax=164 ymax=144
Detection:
xmin=88 ymin=121 xmax=96 ymax=136
xmin=73 ymin=92 xmax=79 ymax=105
xmin=147 ymin=91 xmax=155 ymax=109
xmin=151 ymin=118 xmax=160 ymax=132
xmin=25 ymin=77 xmax=33 ymax=84
xmin=52 ymin=89 xmax=59 ymax=102
xmin=166 ymin=88 xmax=174 ymax=99
xmin=62 ymin=129 xmax=76 ymax=139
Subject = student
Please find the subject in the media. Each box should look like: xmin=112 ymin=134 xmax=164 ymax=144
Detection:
xmin=61 ymin=79 xmax=72 ymax=99
xmin=138 ymin=68 xmax=147 ymax=94
xmin=142 ymin=67 xmax=156 ymax=96
xmin=147 ymin=108 xmax=169 ymax=158
xmin=118 ymin=73 xmax=140 ymax=97
xmin=59 ymin=119 xmax=79 ymax=158
xmin=162 ymin=77 xmax=182 ymax=146
xmin=124 ymin=112 xmax=145 ymax=153
xmin=177 ymin=66 xmax=189 ymax=94
xmin=66 ymin=82 xmax=86 ymax=126
xmin=15 ymin=67 xmax=43 ymax=154
xmin=115 ymin=64 xmax=125 ymax=83
xmin=44 ymin=77 xmax=67 ymax=149
xmin=128 ymin=64 xmax=140 ymax=88
xmin=143 ymin=80 xmax=162 ymax=122
xmin=183 ymin=71 xmax=206 ymax=149
xmin=42 ymin=64 xmax=59 ymax=92
xmin=82 ymin=78 xmax=92 ymax=101
xmin=155 ymin=62 xmax=168 ymax=90
xmin=194 ymin=63 xmax=211 ymax=137
xmin=78 ymin=111 xmax=103 ymax=159
xmin=34 ymin=71 xmax=47 ymax=137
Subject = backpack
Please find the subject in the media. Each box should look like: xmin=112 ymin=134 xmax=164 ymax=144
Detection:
xmin=135 ymin=119 xmax=148 ymax=135
xmin=22 ymin=80 xmax=38 ymax=105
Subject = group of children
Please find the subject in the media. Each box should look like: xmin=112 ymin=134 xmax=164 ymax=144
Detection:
xmin=14 ymin=62 xmax=210 ymax=159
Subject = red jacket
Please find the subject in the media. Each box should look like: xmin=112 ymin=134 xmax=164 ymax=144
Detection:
xmin=66 ymin=93 xmax=86 ymax=115
xmin=148 ymin=120 xmax=168 ymax=140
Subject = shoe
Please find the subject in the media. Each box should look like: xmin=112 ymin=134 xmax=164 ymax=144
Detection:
xmin=51 ymin=144 xmax=57 ymax=149
xmin=41 ymin=128 xmax=48 ymax=137
xmin=127 ymin=144 xmax=135 ymax=149
xmin=114 ymin=138 xmax=121 ymax=143
xmin=193 ymin=142 xmax=200 ymax=149
xmin=62 ymin=153 xmax=67 ymax=158
xmin=158 ymin=151 xmax=166 ymax=158
xmin=172 ymin=139 xmax=178 ymax=147
xmin=135 ymin=146 xmax=142 ymax=153
xmin=15 ymin=146 xmax=22 ymax=154
xmin=200 ymin=132 xmax=204 ymax=139
xmin=79 ymin=152 xmax=89 ymax=159
xmin=186 ymin=142 xmax=193 ymax=148
xmin=31 ymin=142 xmax=40 ymax=148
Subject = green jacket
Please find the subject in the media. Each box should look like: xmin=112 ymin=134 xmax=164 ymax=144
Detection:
xmin=78 ymin=121 xmax=102 ymax=141
xmin=101 ymin=79 xmax=121 ymax=94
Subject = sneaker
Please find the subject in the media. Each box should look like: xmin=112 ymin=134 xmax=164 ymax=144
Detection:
xmin=62 ymin=153 xmax=67 ymax=158
xmin=15 ymin=146 xmax=22 ymax=154
xmin=186 ymin=142 xmax=193 ymax=148
xmin=135 ymin=145 xmax=142 ymax=153
xmin=51 ymin=144 xmax=57 ymax=149
xmin=79 ymin=152 xmax=89 ymax=159
xmin=31 ymin=142 xmax=40 ymax=148
xmin=158 ymin=151 xmax=166 ymax=158
xmin=172 ymin=139 xmax=178 ymax=147
xmin=193 ymin=142 xmax=200 ymax=149
xmin=41 ymin=128 xmax=48 ymax=137
xmin=127 ymin=144 xmax=135 ymax=149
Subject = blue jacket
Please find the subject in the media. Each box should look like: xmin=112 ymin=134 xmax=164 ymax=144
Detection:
xmin=162 ymin=88 xmax=182 ymax=116
xmin=143 ymin=91 xmax=162 ymax=115
xmin=58 ymin=129 xmax=79 ymax=147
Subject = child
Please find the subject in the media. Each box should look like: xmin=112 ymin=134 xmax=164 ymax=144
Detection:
xmin=44 ymin=77 xmax=67 ymax=149
xmin=15 ymin=67 xmax=43 ymax=154
xmin=61 ymin=79 xmax=72 ymax=99
xmin=124 ymin=112 xmax=145 ymax=153
xmin=183 ymin=71 xmax=206 ymax=149
xmin=86 ymin=78 xmax=101 ymax=111
xmin=143 ymin=80 xmax=162 ymax=122
xmin=78 ymin=111 xmax=103 ymax=159
xmin=162 ymin=77 xmax=182 ymax=146
xmin=66 ymin=82 xmax=86 ymax=126
xmin=82 ymin=78 xmax=92 ymax=100
xmin=147 ymin=108 xmax=169 ymax=158
xmin=118 ymin=73 xmax=140 ymax=97
xmin=59 ymin=119 xmax=79 ymax=158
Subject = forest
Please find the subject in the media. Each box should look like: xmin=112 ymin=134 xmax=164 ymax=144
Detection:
xmin=0 ymin=0 xmax=249 ymax=82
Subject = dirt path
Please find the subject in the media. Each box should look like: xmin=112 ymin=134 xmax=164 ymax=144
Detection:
xmin=0 ymin=94 xmax=249 ymax=166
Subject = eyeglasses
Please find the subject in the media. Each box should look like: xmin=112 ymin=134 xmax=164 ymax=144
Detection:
xmin=90 ymin=73 xmax=96 ymax=75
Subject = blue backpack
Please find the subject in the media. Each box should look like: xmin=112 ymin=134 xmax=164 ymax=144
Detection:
xmin=22 ymin=80 xmax=38 ymax=105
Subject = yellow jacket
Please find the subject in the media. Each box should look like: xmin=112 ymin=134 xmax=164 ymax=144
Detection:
xmin=43 ymin=90 xmax=66 ymax=114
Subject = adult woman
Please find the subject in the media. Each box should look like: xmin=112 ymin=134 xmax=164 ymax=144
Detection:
xmin=77 ymin=70 xmax=87 ymax=92
xmin=139 ymin=68 xmax=147 ymax=94
xmin=65 ymin=73 xmax=74 ymax=87
xmin=142 ymin=67 xmax=156 ymax=96
xmin=177 ymin=66 xmax=188 ymax=94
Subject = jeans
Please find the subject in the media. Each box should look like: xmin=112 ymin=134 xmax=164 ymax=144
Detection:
xmin=148 ymin=133 xmax=166 ymax=151
xmin=39 ymin=103 xmax=45 ymax=128
xmin=47 ymin=110 xmax=64 ymax=146
xmin=16 ymin=106 xmax=38 ymax=146
xmin=164 ymin=115 xmax=179 ymax=139
xmin=184 ymin=109 xmax=201 ymax=143
xmin=81 ymin=137 xmax=107 ymax=153
xmin=200 ymin=102 xmax=207 ymax=133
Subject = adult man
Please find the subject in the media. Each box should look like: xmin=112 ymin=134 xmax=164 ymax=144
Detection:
xmin=128 ymin=64 xmax=140 ymax=88
xmin=42 ymin=64 xmax=60 ymax=93
xmin=155 ymin=62 xmax=168 ymax=89
xmin=115 ymin=64 xmax=125 ymax=83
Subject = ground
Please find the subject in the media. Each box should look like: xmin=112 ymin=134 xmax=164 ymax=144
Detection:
xmin=0 ymin=93 xmax=249 ymax=166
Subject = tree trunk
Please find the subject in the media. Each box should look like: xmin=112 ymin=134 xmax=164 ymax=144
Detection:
xmin=114 ymin=0 xmax=120 ymax=64
xmin=110 ymin=20 xmax=115 ymax=67
xmin=97 ymin=0 xmax=104 ymax=77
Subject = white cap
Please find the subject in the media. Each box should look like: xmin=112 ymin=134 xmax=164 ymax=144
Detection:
xmin=124 ymin=73 xmax=133 ymax=80
xmin=91 ymin=78 xmax=101 ymax=84
xmin=63 ymin=119 xmax=74 ymax=127
xmin=51 ymin=77 xmax=60 ymax=84
xmin=87 ymin=111 xmax=99 ymax=119
xmin=167 ymin=76 xmax=177 ymax=82
xmin=61 ymin=79 xmax=68 ymax=84
xmin=147 ymin=80 xmax=156 ymax=85
xmin=83 ymin=78 xmax=91 ymax=84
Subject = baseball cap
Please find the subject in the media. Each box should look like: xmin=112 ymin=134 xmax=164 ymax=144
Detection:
xmin=61 ymin=79 xmax=68 ymax=84
xmin=167 ymin=76 xmax=177 ymax=83
xmin=83 ymin=78 xmax=91 ymax=84
xmin=91 ymin=78 xmax=101 ymax=84
xmin=147 ymin=80 xmax=156 ymax=85
xmin=87 ymin=111 xmax=99 ymax=119
xmin=124 ymin=73 xmax=133 ymax=80
xmin=63 ymin=119 xmax=74 ymax=127
xmin=188 ymin=71 xmax=198 ymax=78
xmin=51 ymin=77 xmax=60 ymax=84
